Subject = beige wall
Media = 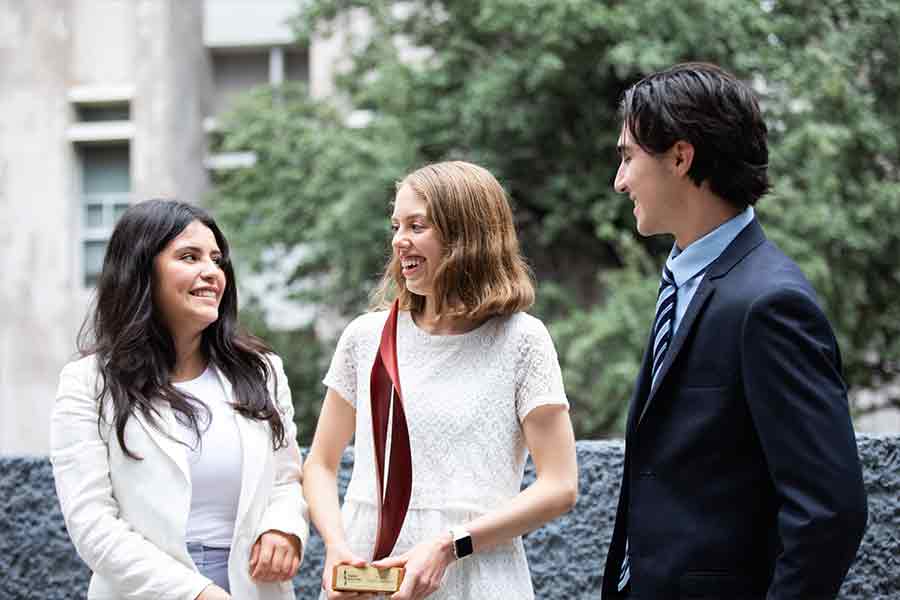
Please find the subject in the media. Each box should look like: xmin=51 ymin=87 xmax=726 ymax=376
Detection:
xmin=132 ymin=0 xmax=210 ymax=203
xmin=70 ymin=0 xmax=135 ymax=85
xmin=1 ymin=1 xmax=80 ymax=455
xmin=0 ymin=0 xmax=208 ymax=455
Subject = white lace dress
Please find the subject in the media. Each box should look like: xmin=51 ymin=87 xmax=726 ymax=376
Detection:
xmin=321 ymin=310 xmax=568 ymax=599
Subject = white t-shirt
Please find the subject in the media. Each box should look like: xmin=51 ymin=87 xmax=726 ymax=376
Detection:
xmin=173 ymin=366 xmax=243 ymax=548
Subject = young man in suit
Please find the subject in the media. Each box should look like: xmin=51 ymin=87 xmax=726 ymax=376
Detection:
xmin=602 ymin=62 xmax=868 ymax=600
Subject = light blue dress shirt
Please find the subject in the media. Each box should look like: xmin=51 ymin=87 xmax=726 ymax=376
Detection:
xmin=666 ymin=207 xmax=755 ymax=335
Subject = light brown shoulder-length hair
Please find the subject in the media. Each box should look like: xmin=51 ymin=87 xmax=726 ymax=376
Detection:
xmin=372 ymin=161 xmax=535 ymax=320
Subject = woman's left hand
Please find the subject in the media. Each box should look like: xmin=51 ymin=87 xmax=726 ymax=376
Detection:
xmin=370 ymin=535 xmax=455 ymax=600
xmin=249 ymin=529 xmax=302 ymax=582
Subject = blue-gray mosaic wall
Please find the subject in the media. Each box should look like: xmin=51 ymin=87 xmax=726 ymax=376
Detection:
xmin=1 ymin=436 xmax=896 ymax=599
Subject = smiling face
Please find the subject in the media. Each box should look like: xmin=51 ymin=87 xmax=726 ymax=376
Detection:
xmin=614 ymin=124 xmax=683 ymax=238
xmin=391 ymin=184 xmax=444 ymax=298
xmin=152 ymin=220 xmax=226 ymax=337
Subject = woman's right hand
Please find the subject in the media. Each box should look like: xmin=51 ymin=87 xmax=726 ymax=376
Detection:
xmin=195 ymin=584 xmax=231 ymax=600
xmin=322 ymin=542 xmax=375 ymax=599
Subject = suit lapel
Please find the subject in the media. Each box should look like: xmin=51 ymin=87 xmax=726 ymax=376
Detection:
xmin=636 ymin=280 xmax=715 ymax=427
xmin=129 ymin=365 xmax=272 ymax=528
xmin=134 ymin=405 xmax=191 ymax=485
xmin=626 ymin=338 xmax=654 ymax=436
xmin=634 ymin=218 xmax=767 ymax=429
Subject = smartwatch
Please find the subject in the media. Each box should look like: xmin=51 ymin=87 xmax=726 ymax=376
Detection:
xmin=450 ymin=527 xmax=473 ymax=560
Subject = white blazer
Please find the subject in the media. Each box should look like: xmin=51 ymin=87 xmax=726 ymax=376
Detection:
xmin=50 ymin=353 xmax=310 ymax=600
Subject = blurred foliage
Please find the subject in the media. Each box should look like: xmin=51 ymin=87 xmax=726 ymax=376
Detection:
xmin=237 ymin=301 xmax=326 ymax=444
xmin=210 ymin=0 xmax=900 ymax=442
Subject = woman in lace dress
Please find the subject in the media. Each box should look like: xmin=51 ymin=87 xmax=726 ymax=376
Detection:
xmin=304 ymin=161 xmax=579 ymax=600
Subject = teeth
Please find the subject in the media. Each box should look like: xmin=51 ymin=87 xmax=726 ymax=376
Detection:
xmin=402 ymin=258 xmax=422 ymax=269
xmin=191 ymin=290 xmax=216 ymax=298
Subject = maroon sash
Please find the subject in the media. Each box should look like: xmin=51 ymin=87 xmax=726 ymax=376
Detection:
xmin=369 ymin=300 xmax=413 ymax=560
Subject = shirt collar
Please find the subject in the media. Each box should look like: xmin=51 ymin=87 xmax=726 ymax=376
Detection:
xmin=665 ymin=206 xmax=755 ymax=287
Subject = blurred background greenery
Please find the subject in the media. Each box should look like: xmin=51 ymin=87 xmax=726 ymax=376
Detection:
xmin=208 ymin=0 xmax=900 ymax=443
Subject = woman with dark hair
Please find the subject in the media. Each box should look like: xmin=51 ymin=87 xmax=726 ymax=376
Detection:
xmin=303 ymin=161 xmax=579 ymax=599
xmin=50 ymin=199 xmax=308 ymax=600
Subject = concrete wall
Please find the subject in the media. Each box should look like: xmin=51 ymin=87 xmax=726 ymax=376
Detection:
xmin=0 ymin=436 xmax=896 ymax=599
xmin=307 ymin=8 xmax=372 ymax=100
xmin=0 ymin=1 xmax=85 ymax=456
xmin=132 ymin=0 xmax=209 ymax=204
xmin=0 ymin=0 xmax=208 ymax=455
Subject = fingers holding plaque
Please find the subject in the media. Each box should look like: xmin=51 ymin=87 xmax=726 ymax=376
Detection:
xmin=332 ymin=565 xmax=405 ymax=593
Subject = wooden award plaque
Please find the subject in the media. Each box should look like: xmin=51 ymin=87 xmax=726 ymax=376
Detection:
xmin=332 ymin=565 xmax=405 ymax=593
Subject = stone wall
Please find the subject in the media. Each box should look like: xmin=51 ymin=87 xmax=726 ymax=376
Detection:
xmin=1 ymin=436 xmax=896 ymax=599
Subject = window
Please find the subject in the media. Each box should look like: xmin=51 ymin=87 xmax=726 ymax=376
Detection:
xmin=209 ymin=46 xmax=309 ymax=118
xmin=211 ymin=49 xmax=270 ymax=117
xmin=284 ymin=48 xmax=309 ymax=83
xmin=67 ymin=90 xmax=133 ymax=287
xmin=80 ymin=144 xmax=131 ymax=287
xmin=76 ymin=103 xmax=130 ymax=122
xmin=206 ymin=46 xmax=309 ymax=172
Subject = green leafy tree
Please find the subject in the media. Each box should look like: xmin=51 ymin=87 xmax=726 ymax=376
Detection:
xmin=238 ymin=303 xmax=326 ymax=444
xmin=211 ymin=0 xmax=900 ymax=441
xmin=208 ymin=85 xmax=417 ymax=443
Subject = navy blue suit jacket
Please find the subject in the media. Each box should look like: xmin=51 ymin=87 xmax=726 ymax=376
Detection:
xmin=601 ymin=219 xmax=867 ymax=599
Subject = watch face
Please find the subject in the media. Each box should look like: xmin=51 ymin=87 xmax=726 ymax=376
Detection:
xmin=455 ymin=534 xmax=473 ymax=558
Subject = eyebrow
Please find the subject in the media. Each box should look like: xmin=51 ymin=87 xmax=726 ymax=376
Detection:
xmin=390 ymin=212 xmax=428 ymax=222
xmin=173 ymin=244 xmax=221 ymax=255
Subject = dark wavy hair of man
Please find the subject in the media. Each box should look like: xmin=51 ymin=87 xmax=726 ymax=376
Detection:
xmin=620 ymin=61 xmax=771 ymax=209
xmin=77 ymin=199 xmax=286 ymax=459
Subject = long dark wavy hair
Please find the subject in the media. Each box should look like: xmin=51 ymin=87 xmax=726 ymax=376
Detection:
xmin=78 ymin=199 xmax=286 ymax=459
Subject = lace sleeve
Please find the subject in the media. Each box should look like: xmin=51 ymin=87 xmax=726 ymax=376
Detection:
xmin=323 ymin=318 xmax=359 ymax=408
xmin=514 ymin=317 xmax=569 ymax=422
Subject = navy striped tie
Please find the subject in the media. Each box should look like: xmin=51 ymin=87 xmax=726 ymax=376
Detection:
xmin=651 ymin=265 xmax=677 ymax=386
xmin=619 ymin=265 xmax=678 ymax=592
